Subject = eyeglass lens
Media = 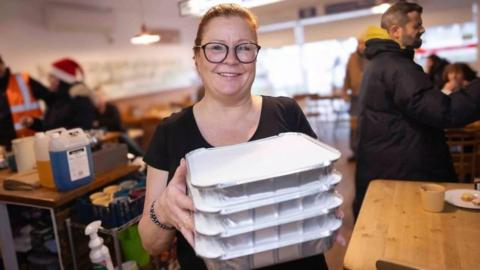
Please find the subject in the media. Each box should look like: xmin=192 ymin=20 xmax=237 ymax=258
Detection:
xmin=203 ymin=43 xmax=259 ymax=63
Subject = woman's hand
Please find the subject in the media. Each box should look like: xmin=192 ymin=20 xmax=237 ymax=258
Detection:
xmin=334 ymin=208 xmax=346 ymax=246
xmin=443 ymin=80 xmax=461 ymax=93
xmin=155 ymin=159 xmax=195 ymax=246
xmin=19 ymin=116 xmax=33 ymax=128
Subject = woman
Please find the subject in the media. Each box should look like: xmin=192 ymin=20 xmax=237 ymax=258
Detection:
xmin=139 ymin=4 xmax=333 ymax=269
xmin=425 ymin=54 xmax=449 ymax=90
xmin=441 ymin=63 xmax=477 ymax=95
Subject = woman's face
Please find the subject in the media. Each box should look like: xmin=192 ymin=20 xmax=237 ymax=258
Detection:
xmin=448 ymin=71 xmax=464 ymax=85
xmin=195 ymin=16 xmax=257 ymax=100
xmin=48 ymin=74 xmax=60 ymax=92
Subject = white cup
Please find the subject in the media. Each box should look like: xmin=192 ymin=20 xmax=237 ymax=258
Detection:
xmin=12 ymin=136 xmax=36 ymax=172
xmin=419 ymin=183 xmax=445 ymax=212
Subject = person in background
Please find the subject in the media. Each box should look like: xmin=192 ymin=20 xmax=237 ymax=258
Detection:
xmin=0 ymin=54 xmax=52 ymax=150
xmin=342 ymin=29 xmax=367 ymax=162
xmin=93 ymin=88 xmax=123 ymax=132
xmin=425 ymin=54 xmax=449 ymax=90
xmin=441 ymin=63 xmax=478 ymax=95
xmin=459 ymin=62 xmax=479 ymax=82
xmin=93 ymin=88 xmax=145 ymax=157
xmin=354 ymin=1 xmax=480 ymax=218
xmin=138 ymin=4 xmax=342 ymax=270
xmin=25 ymin=58 xmax=97 ymax=131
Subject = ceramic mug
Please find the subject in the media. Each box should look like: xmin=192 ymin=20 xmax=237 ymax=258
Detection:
xmin=419 ymin=183 xmax=445 ymax=212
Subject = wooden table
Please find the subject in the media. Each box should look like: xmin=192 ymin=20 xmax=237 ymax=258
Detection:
xmin=344 ymin=180 xmax=480 ymax=270
xmin=0 ymin=164 xmax=139 ymax=270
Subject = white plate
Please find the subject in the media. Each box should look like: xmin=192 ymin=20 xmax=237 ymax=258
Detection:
xmin=444 ymin=189 xmax=480 ymax=209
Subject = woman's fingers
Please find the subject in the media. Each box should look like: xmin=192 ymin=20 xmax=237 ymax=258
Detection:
xmin=335 ymin=231 xmax=347 ymax=246
xmin=172 ymin=205 xmax=194 ymax=231
xmin=333 ymin=208 xmax=346 ymax=246
xmin=335 ymin=208 xmax=345 ymax=219
xmin=179 ymin=226 xmax=195 ymax=247
xmin=176 ymin=192 xmax=195 ymax=212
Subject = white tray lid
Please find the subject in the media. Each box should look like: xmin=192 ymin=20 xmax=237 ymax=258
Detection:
xmin=186 ymin=132 xmax=341 ymax=188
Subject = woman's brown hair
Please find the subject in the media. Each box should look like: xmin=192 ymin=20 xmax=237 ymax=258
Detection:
xmin=194 ymin=4 xmax=258 ymax=50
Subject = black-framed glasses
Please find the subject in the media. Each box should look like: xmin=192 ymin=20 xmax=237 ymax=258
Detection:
xmin=194 ymin=42 xmax=261 ymax=64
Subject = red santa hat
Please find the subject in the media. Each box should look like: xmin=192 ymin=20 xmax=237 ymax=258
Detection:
xmin=50 ymin=58 xmax=84 ymax=83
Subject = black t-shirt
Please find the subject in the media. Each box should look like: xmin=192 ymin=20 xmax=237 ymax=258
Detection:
xmin=144 ymin=96 xmax=328 ymax=270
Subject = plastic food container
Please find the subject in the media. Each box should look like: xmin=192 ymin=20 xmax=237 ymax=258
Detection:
xmin=186 ymin=132 xmax=343 ymax=270
xmin=203 ymin=234 xmax=335 ymax=270
xmin=196 ymin=213 xmax=341 ymax=268
xmin=194 ymin=187 xmax=342 ymax=236
xmin=186 ymin=133 xmax=341 ymax=207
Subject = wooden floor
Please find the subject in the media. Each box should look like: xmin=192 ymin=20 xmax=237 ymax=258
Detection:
xmin=309 ymin=118 xmax=356 ymax=270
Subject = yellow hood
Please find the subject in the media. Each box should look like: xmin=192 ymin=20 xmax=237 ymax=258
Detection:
xmin=360 ymin=26 xmax=390 ymax=41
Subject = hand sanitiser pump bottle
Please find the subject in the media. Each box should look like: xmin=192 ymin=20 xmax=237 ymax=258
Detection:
xmin=85 ymin=220 xmax=114 ymax=270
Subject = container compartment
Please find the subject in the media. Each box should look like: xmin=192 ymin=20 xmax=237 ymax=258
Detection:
xmin=194 ymin=190 xmax=342 ymax=236
xmin=202 ymin=230 xmax=336 ymax=270
xmin=195 ymin=212 xmax=341 ymax=260
xmin=190 ymin=170 xmax=341 ymax=211
xmin=187 ymin=133 xmax=341 ymax=203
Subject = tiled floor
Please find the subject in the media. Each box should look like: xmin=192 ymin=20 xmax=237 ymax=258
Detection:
xmin=309 ymin=118 xmax=356 ymax=270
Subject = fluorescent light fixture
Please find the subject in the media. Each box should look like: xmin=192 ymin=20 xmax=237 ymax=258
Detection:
xmin=179 ymin=0 xmax=285 ymax=17
xmin=130 ymin=24 xmax=161 ymax=45
xmin=371 ymin=3 xmax=391 ymax=14
xmin=259 ymin=3 xmax=392 ymax=33
xmin=242 ymin=0 xmax=285 ymax=8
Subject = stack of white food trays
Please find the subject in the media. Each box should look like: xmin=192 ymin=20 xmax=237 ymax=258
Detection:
xmin=186 ymin=132 xmax=342 ymax=270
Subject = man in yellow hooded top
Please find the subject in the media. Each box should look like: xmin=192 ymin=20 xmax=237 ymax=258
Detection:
xmin=343 ymin=26 xmax=390 ymax=162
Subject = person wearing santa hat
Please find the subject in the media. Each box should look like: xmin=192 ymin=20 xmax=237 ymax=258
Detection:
xmin=25 ymin=58 xmax=97 ymax=131
xmin=0 ymin=54 xmax=52 ymax=150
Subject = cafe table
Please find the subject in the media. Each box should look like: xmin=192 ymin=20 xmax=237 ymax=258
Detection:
xmin=344 ymin=180 xmax=480 ymax=270
xmin=0 ymin=164 xmax=139 ymax=270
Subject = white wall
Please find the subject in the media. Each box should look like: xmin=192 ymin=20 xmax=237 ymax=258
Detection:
xmin=0 ymin=0 xmax=200 ymax=99
xmin=258 ymin=1 xmax=475 ymax=47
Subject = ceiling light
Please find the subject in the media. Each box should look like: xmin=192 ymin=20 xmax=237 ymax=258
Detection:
xmin=179 ymin=0 xmax=285 ymax=17
xmin=131 ymin=0 xmax=160 ymax=45
xmin=371 ymin=3 xmax=391 ymax=14
xmin=131 ymin=24 xmax=160 ymax=45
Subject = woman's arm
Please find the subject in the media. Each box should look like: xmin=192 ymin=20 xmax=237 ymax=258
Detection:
xmin=138 ymin=161 xmax=195 ymax=255
xmin=138 ymin=166 xmax=174 ymax=255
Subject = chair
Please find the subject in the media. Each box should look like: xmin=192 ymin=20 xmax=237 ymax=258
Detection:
xmin=293 ymin=93 xmax=322 ymax=118
xmin=445 ymin=128 xmax=480 ymax=182
xmin=376 ymin=259 xmax=424 ymax=270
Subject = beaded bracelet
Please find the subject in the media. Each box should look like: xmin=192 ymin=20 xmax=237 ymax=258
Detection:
xmin=149 ymin=199 xmax=175 ymax=230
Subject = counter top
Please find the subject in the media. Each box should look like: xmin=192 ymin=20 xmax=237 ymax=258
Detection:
xmin=0 ymin=164 xmax=139 ymax=208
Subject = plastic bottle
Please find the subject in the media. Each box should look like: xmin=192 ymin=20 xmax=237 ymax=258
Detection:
xmin=34 ymin=128 xmax=67 ymax=189
xmin=35 ymin=132 xmax=54 ymax=188
xmin=49 ymin=128 xmax=94 ymax=191
xmin=85 ymin=220 xmax=114 ymax=270
xmin=474 ymin=177 xmax=480 ymax=191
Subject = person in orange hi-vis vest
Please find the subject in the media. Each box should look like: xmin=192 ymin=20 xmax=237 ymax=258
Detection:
xmin=0 ymin=55 xmax=52 ymax=150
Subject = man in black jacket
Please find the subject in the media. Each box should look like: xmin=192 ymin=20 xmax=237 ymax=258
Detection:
xmin=354 ymin=1 xmax=480 ymax=217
